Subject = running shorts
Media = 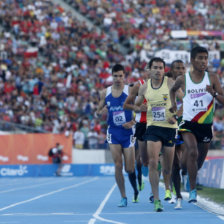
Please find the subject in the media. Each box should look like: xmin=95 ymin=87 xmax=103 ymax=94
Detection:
xmin=143 ymin=125 xmax=176 ymax=147
xmin=107 ymin=126 xmax=136 ymax=148
xmin=179 ymin=120 xmax=212 ymax=143
xmin=134 ymin=122 xmax=147 ymax=141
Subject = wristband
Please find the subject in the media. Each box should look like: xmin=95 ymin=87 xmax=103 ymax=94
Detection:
xmin=213 ymin=92 xmax=218 ymax=98
xmin=173 ymin=115 xmax=178 ymax=120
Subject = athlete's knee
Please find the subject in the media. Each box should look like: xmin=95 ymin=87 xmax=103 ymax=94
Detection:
xmin=125 ymin=163 xmax=135 ymax=173
xmin=149 ymin=158 xmax=158 ymax=170
xmin=141 ymin=158 xmax=148 ymax=166
xmin=125 ymin=168 xmax=135 ymax=174
xmin=189 ymin=150 xmax=198 ymax=160
xmin=114 ymin=162 xmax=123 ymax=172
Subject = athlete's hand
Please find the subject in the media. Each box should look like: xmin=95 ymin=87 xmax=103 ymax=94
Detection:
xmin=169 ymin=103 xmax=177 ymax=113
xmin=122 ymin=120 xmax=135 ymax=129
xmin=140 ymin=104 xmax=147 ymax=112
xmin=206 ymin=85 xmax=215 ymax=97
xmin=134 ymin=105 xmax=141 ymax=113
xmin=94 ymin=111 xmax=101 ymax=118
xmin=167 ymin=116 xmax=176 ymax=125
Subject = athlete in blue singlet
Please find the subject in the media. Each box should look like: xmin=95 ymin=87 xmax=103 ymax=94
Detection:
xmin=96 ymin=64 xmax=138 ymax=207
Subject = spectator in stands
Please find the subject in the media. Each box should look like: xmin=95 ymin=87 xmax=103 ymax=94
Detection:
xmin=212 ymin=115 xmax=224 ymax=149
xmin=87 ymin=127 xmax=98 ymax=149
xmin=212 ymin=55 xmax=221 ymax=72
xmin=97 ymin=130 xmax=107 ymax=149
xmin=73 ymin=125 xmax=85 ymax=149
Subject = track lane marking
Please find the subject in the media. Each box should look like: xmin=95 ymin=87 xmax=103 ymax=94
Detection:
xmin=0 ymin=177 xmax=98 ymax=212
xmin=88 ymin=183 xmax=125 ymax=224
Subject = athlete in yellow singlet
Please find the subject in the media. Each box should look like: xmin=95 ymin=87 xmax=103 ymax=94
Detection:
xmin=135 ymin=57 xmax=182 ymax=212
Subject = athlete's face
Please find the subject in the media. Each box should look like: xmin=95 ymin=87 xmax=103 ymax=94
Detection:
xmin=150 ymin=61 xmax=165 ymax=80
xmin=112 ymin=70 xmax=125 ymax=86
xmin=191 ymin=52 xmax=208 ymax=72
xmin=171 ymin=62 xmax=185 ymax=80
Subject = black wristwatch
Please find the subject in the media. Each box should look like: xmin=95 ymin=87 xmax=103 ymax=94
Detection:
xmin=213 ymin=92 xmax=218 ymax=98
xmin=173 ymin=115 xmax=178 ymax=120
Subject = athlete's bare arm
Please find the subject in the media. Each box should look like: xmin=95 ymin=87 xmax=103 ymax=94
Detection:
xmin=134 ymin=83 xmax=147 ymax=113
xmin=95 ymin=89 xmax=107 ymax=117
xmin=169 ymin=75 xmax=185 ymax=113
xmin=123 ymin=83 xmax=140 ymax=111
xmin=206 ymin=73 xmax=224 ymax=105
xmin=167 ymin=77 xmax=182 ymax=124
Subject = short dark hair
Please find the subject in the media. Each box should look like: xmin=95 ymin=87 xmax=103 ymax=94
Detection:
xmin=112 ymin=64 xmax=124 ymax=74
xmin=147 ymin=57 xmax=166 ymax=69
xmin=170 ymin=60 xmax=184 ymax=69
xmin=191 ymin=46 xmax=208 ymax=59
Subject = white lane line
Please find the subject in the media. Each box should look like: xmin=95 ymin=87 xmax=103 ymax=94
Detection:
xmin=0 ymin=177 xmax=98 ymax=212
xmin=0 ymin=178 xmax=60 ymax=191
xmin=0 ymin=178 xmax=78 ymax=194
xmin=88 ymin=183 xmax=125 ymax=224
xmin=218 ymin=216 xmax=224 ymax=221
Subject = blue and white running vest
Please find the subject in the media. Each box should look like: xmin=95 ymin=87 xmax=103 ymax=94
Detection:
xmin=106 ymin=85 xmax=132 ymax=128
xmin=105 ymin=85 xmax=135 ymax=147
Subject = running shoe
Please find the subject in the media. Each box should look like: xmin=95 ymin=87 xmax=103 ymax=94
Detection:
xmin=175 ymin=198 xmax=182 ymax=209
xmin=118 ymin=197 xmax=127 ymax=207
xmin=149 ymin=193 xmax=154 ymax=203
xmin=141 ymin=165 xmax=148 ymax=177
xmin=138 ymin=181 xmax=145 ymax=191
xmin=188 ymin=189 xmax=197 ymax=203
xmin=132 ymin=192 xmax=139 ymax=203
xmin=164 ymin=189 xmax=172 ymax=201
xmin=154 ymin=199 xmax=163 ymax=212
xmin=168 ymin=192 xmax=176 ymax=204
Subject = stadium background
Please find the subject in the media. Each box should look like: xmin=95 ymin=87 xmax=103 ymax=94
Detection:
xmin=0 ymin=0 xmax=223 ymax=189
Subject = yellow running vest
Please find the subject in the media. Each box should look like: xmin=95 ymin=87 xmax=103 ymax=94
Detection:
xmin=144 ymin=76 xmax=177 ymax=128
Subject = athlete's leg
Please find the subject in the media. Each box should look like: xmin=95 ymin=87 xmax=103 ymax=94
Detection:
xmin=197 ymin=142 xmax=209 ymax=170
xmin=181 ymin=132 xmax=198 ymax=191
xmin=124 ymin=146 xmax=139 ymax=200
xmin=172 ymin=144 xmax=183 ymax=199
xmin=162 ymin=145 xmax=175 ymax=192
xmin=147 ymin=140 xmax=162 ymax=201
xmin=110 ymin=144 xmax=126 ymax=198
xmin=138 ymin=140 xmax=148 ymax=166
xmin=135 ymin=147 xmax=142 ymax=187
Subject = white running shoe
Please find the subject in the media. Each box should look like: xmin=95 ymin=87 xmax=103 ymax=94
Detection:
xmin=169 ymin=193 xmax=176 ymax=204
xmin=175 ymin=198 xmax=182 ymax=209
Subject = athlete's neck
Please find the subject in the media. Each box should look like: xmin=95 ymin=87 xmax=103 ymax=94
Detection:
xmin=151 ymin=78 xmax=163 ymax=89
xmin=191 ymin=69 xmax=205 ymax=82
xmin=112 ymin=83 xmax=124 ymax=90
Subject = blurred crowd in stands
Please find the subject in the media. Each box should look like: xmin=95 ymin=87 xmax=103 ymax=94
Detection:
xmin=0 ymin=0 xmax=224 ymax=149
xmin=68 ymin=0 xmax=224 ymax=51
